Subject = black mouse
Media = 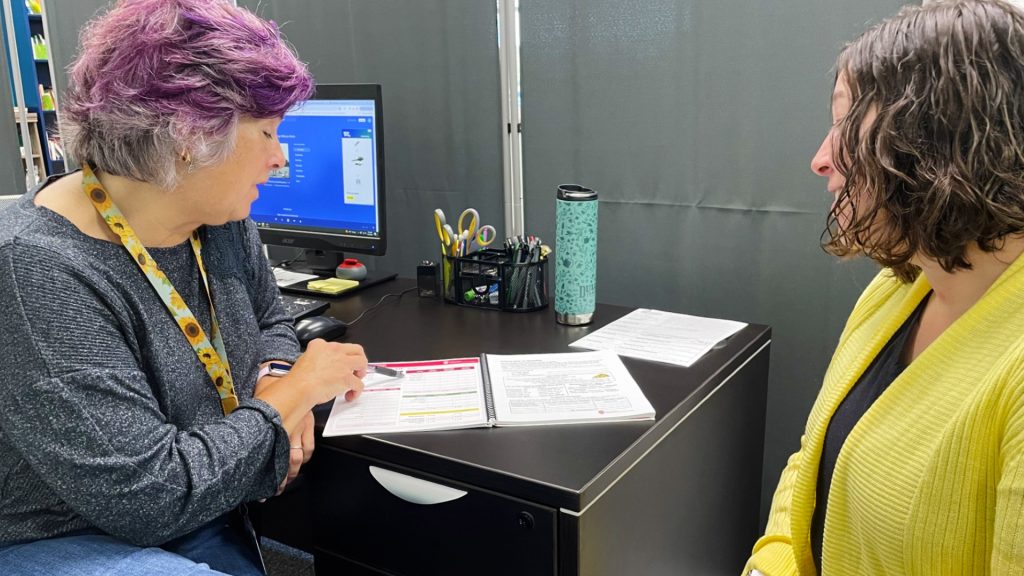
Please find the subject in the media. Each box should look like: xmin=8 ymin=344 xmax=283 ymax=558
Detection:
xmin=294 ymin=315 xmax=348 ymax=346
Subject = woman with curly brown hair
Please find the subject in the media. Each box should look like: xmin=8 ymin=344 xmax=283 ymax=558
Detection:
xmin=745 ymin=1 xmax=1024 ymax=574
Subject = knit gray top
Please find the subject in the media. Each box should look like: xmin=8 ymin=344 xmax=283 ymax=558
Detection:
xmin=0 ymin=176 xmax=300 ymax=547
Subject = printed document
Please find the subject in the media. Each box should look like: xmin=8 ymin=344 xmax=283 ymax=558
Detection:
xmin=485 ymin=351 xmax=654 ymax=425
xmin=323 ymin=358 xmax=488 ymax=436
xmin=272 ymin=267 xmax=317 ymax=287
xmin=322 ymin=350 xmax=655 ymax=437
xmin=569 ymin=308 xmax=747 ymax=368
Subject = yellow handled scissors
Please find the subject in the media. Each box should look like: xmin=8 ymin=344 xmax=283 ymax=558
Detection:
xmin=456 ymin=208 xmax=480 ymax=240
xmin=434 ymin=209 xmax=459 ymax=255
xmin=458 ymin=208 xmax=500 ymax=253
xmin=473 ymin=224 xmax=497 ymax=250
xmin=438 ymin=207 xmax=497 ymax=256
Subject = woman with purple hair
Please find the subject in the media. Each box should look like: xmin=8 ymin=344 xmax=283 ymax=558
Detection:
xmin=0 ymin=1 xmax=366 ymax=574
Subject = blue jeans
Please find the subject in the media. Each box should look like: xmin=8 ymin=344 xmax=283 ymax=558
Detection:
xmin=0 ymin=513 xmax=265 ymax=576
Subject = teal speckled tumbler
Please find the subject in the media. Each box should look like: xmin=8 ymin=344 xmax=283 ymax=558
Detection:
xmin=555 ymin=184 xmax=598 ymax=325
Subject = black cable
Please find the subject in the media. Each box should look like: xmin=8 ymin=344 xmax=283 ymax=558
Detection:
xmin=274 ymin=255 xmax=307 ymax=268
xmin=344 ymin=286 xmax=418 ymax=327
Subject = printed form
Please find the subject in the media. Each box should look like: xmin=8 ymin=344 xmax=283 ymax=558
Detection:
xmin=569 ymin=309 xmax=747 ymax=368
xmin=485 ymin=350 xmax=654 ymax=425
xmin=272 ymin=267 xmax=317 ymax=287
xmin=323 ymin=358 xmax=489 ymax=436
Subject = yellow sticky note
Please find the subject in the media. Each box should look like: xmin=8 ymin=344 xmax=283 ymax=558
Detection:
xmin=306 ymin=277 xmax=359 ymax=295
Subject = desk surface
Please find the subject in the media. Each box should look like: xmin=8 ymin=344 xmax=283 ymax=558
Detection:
xmin=316 ymin=279 xmax=770 ymax=513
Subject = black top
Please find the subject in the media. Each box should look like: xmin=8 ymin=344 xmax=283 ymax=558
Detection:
xmin=314 ymin=280 xmax=772 ymax=512
xmin=811 ymin=293 xmax=931 ymax=569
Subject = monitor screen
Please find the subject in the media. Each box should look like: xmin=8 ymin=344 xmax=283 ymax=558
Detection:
xmin=251 ymin=84 xmax=386 ymax=271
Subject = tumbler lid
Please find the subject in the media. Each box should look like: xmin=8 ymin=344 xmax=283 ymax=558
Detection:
xmin=557 ymin=184 xmax=598 ymax=201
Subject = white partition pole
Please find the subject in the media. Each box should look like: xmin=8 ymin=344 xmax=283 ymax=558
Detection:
xmin=497 ymin=0 xmax=524 ymax=237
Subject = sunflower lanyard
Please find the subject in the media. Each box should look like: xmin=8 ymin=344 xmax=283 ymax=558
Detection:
xmin=81 ymin=163 xmax=239 ymax=414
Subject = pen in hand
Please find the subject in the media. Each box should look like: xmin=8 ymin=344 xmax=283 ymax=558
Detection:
xmin=366 ymin=365 xmax=404 ymax=379
xmin=266 ymin=362 xmax=404 ymax=380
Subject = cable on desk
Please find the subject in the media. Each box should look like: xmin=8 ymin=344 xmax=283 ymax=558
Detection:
xmin=273 ymin=255 xmax=307 ymax=269
xmin=344 ymin=286 xmax=418 ymax=327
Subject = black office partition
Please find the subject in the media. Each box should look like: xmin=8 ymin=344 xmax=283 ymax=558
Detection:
xmin=238 ymin=0 xmax=504 ymax=279
xmin=518 ymin=0 xmax=902 ymax=523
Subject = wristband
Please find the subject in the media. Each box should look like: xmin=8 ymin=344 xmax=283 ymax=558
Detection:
xmin=257 ymin=362 xmax=292 ymax=380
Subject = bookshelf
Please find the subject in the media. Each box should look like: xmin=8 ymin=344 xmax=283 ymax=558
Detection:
xmin=2 ymin=1 xmax=61 ymax=184
xmin=13 ymin=107 xmax=44 ymax=179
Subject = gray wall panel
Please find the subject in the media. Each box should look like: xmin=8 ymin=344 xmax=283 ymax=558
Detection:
xmin=519 ymin=0 xmax=901 ymax=525
xmin=240 ymin=0 xmax=503 ymax=277
xmin=45 ymin=0 xmax=503 ymax=279
xmin=0 ymin=17 xmax=25 ymax=196
xmin=43 ymin=0 xmax=111 ymax=172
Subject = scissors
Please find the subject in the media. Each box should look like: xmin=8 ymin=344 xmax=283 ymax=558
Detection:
xmin=437 ymin=207 xmax=498 ymax=256
xmin=456 ymin=208 xmax=500 ymax=253
xmin=433 ymin=209 xmax=457 ymax=255
xmin=456 ymin=208 xmax=480 ymax=239
xmin=473 ymin=224 xmax=497 ymax=250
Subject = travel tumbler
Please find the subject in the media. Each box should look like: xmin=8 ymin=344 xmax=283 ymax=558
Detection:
xmin=554 ymin=184 xmax=598 ymax=325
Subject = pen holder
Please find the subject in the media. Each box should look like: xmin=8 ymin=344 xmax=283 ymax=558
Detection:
xmin=442 ymin=249 xmax=548 ymax=312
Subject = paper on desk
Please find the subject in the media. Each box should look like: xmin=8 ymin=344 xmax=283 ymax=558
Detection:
xmin=272 ymin=267 xmax=317 ymax=287
xmin=485 ymin=350 xmax=654 ymax=425
xmin=322 ymin=358 xmax=489 ymax=436
xmin=569 ymin=308 xmax=747 ymax=368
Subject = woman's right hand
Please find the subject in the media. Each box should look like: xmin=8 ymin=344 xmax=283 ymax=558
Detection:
xmin=284 ymin=339 xmax=368 ymax=405
xmin=254 ymin=339 xmax=368 ymax=436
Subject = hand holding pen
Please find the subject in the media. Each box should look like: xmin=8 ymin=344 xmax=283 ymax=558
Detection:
xmin=266 ymin=359 xmax=404 ymax=385
xmin=251 ymin=339 xmax=368 ymax=485
xmin=275 ymin=339 xmax=369 ymax=404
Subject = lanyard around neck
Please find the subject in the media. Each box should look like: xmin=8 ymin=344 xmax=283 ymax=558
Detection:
xmin=81 ymin=164 xmax=239 ymax=414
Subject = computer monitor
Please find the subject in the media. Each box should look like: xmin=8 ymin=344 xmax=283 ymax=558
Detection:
xmin=251 ymin=84 xmax=388 ymax=284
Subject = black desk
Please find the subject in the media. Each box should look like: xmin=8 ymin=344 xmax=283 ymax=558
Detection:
xmin=264 ymin=279 xmax=769 ymax=575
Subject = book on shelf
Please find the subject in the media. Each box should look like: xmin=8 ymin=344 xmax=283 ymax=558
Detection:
xmin=322 ymin=350 xmax=655 ymax=437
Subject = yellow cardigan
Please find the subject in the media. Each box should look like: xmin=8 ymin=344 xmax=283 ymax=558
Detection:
xmin=746 ymin=256 xmax=1024 ymax=575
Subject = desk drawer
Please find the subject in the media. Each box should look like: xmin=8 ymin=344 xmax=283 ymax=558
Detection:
xmin=312 ymin=448 xmax=557 ymax=576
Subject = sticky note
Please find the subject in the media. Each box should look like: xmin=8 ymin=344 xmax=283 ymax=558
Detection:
xmin=306 ymin=278 xmax=359 ymax=294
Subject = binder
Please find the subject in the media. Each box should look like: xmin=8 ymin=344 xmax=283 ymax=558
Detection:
xmin=323 ymin=350 xmax=655 ymax=436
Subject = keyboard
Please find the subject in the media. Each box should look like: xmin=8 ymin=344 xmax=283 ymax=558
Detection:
xmin=277 ymin=293 xmax=330 ymax=322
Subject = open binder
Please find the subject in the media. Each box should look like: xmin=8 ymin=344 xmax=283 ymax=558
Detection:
xmin=322 ymin=350 xmax=655 ymax=437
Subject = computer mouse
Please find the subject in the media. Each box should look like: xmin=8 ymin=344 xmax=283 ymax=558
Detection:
xmin=293 ymin=315 xmax=348 ymax=346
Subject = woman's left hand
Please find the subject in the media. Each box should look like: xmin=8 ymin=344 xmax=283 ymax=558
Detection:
xmin=280 ymin=411 xmax=315 ymax=494
xmin=256 ymin=366 xmax=315 ymax=494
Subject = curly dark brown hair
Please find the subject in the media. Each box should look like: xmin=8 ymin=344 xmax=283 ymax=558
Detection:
xmin=823 ymin=0 xmax=1024 ymax=282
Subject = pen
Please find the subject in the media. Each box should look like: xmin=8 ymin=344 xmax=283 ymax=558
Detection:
xmin=265 ymin=362 xmax=404 ymax=379
xmin=367 ymin=365 xmax=404 ymax=378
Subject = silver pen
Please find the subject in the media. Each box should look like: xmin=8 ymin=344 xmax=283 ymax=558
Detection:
xmin=367 ymin=365 xmax=404 ymax=378
xmin=266 ymin=362 xmax=403 ymax=379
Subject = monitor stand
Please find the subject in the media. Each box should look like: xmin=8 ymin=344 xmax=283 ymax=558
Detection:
xmin=277 ymin=269 xmax=398 ymax=298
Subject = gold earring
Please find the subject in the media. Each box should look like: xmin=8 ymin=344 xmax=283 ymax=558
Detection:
xmin=181 ymin=151 xmax=194 ymax=174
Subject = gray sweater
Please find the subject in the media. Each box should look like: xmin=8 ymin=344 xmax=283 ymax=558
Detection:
xmin=0 ymin=177 xmax=300 ymax=546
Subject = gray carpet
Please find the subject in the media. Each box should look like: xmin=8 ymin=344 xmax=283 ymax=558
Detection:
xmin=262 ymin=538 xmax=315 ymax=576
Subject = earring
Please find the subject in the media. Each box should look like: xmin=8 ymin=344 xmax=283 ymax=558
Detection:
xmin=181 ymin=151 xmax=194 ymax=174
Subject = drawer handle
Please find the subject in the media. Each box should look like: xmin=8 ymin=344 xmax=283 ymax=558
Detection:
xmin=368 ymin=466 xmax=467 ymax=505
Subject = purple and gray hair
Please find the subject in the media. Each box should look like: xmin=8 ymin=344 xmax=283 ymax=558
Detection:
xmin=61 ymin=0 xmax=314 ymax=189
